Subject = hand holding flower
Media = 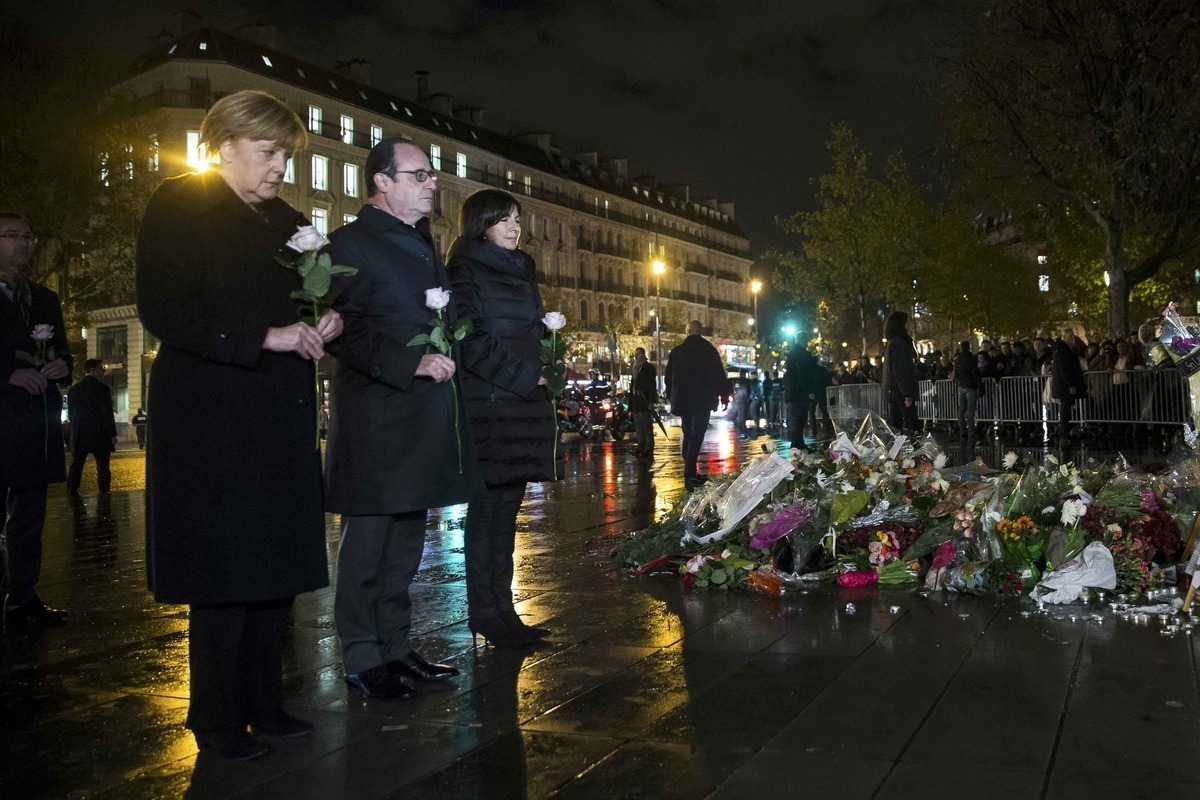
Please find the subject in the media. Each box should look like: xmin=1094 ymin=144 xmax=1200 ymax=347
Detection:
xmin=316 ymin=309 xmax=343 ymax=342
xmin=263 ymin=321 xmax=325 ymax=360
xmin=8 ymin=368 xmax=48 ymax=395
xmin=40 ymin=358 xmax=69 ymax=380
xmin=414 ymin=353 xmax=455 ymax=382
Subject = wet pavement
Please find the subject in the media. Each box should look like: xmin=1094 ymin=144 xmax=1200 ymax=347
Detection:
xmin=3 ymin=420 xmax=1197 ymax=799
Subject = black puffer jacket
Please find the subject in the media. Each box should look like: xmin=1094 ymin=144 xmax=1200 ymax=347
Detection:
xmin=449 ymin=238 xmax=556 ymax=487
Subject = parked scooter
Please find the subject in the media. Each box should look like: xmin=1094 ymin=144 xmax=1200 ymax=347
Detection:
xmin=556 ymin=386 xmax=593 ymax=438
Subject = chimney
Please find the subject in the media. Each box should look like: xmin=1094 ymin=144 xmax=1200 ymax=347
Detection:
xmin=333 ymin=58 xmax=372 ymax=85
xmin=175 ymin=8 xmax=203 ymax=37
xmin=701 ymin=197 xmax=719 ymax=211
xmin=427 ymin=92 xmax=453 ymax=115
xmin=518 ymin=132 xmax=552 ymax=152
xmin=664 ymin=184 xmax=691 ymax=202
xmin=234 ymin=22 xmax=277 ymax=49
xmin=577 ymin=151 xmax=599 ymax=168
xmin=452 ymin=106 xmax=485 ymax=126
xmin=607 ymin=158 xmax=628 ymax=179
xmin=415 ymin=70 xmax=429 ymax=101
xmin=717 ymin=201 xmax=735 ymax=220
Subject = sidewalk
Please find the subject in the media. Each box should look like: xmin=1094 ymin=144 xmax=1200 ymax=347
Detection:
xmin=3 ymin=424 xmax=1196 ymax=799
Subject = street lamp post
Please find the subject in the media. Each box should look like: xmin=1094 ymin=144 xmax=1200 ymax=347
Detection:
xmin=750 ymin=279 xmax=762 ymax=366
xmin=652 ymin=259 xmax=666 ymax=394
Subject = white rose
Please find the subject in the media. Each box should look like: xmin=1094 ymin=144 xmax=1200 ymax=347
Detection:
xmin=425 ymin=287 xmax=451 ymax=310
xmin=286 ymin=225 xmax=329 ymax=253
xmin=1002 ymin=452 xmax=1018 ymax=470
xmin=542 ymin=311 xmax=567 ymax=331
xmin=31 ymin=324 xmax=54 ymax=341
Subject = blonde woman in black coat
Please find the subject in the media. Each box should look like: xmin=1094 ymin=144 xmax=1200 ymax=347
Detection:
xmin=136 ymin=91 xmax=341 ymax=760
xmin=449 ymin=190 xmax=556 ymax=647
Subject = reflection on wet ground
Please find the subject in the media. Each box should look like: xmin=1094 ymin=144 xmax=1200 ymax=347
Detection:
xmin=2 ymin=422 xmax=1195 ymax=798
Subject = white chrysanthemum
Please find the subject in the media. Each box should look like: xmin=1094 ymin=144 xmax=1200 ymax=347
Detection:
xmin=933 ymin=453 xmax=947 ymax=470
xmin=1061 ymin=498 xmax=1087 ymax=527
xmin=1003 ymin=452 xmax=1018 ymax=470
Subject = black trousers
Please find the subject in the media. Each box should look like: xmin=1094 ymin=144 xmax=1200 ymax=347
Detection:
xmin=632 ymin=411 xmax=654 ymax=454
xmin=186 ymin=597 xmax=293 ymax=734
xmin=887 ymin=395 xmax=919 ymax=434
xmin=464 ymin=483 xmax=527 ymax=623
xmin=66 ymin=447 xmax=111 ymax=495
xmin=334 ymin=510 xmax=428 ymax=674
xmin=679 ymin=409 xmax=711 ymax=479
xmin=2 ymin=484 xmax=49 ymax=608
xmin=1057 ymin=395 xmax=1076 ymax=437
xmin=788 ymin=396 xmax=830 ymax=448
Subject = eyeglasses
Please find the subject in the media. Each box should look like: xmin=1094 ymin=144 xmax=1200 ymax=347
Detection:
xmin=0 ymin=232 xmax=37 ymax=244
xmin=384 ymin=168 xmax=439 ymax=183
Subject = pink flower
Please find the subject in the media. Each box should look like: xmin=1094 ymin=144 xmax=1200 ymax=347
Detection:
xmin=837 ymin=570 xmax=878 ymax=587
xmin=31 ymin=324 xmax=53 ymax=341
xmin=685 ymin=554 xmax=708 ymax=574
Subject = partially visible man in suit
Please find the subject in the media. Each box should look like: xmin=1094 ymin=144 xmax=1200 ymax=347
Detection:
xmin=665 ymin=320 xmax=730 ymax=490
xmin=629 ymin=347 xmax=657 ymax=459
xmin=0 ymin=212 xmax=73 ymax=635
xmin=66 ymin=359 xmax=117 ymax=496
xmin=325 ymin=138 xmax=473 ymax=699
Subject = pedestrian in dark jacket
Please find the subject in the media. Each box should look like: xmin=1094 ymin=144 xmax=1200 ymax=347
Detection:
xmin=784 ymin=346 xmax=830 ymax=451
xmin=131 ymin=408 xmax=148 ymax=449
xmin=449 ymin=189 xmax=555 ymax=648
xmin=325 ymin=138 xmax=471 ymax=700
xmin=65 ymin=359 xmax=117 ymax=496
xmin=629 ymin=346 xmax=658 ymax=457
xmin=665 ymin=321 xmax=730 ymax=489
xmin=953 ymin=341 xmax=981 ymax=440
xmin=881 ymin=311 xmax=920 ymax=433
xmin=1 ymin=212 xmax=73 ymax=634
xmin=1051 ymin=327 xmax=1088 ymax=439
xmin=136 ymin=92 xmax=340 ymax=759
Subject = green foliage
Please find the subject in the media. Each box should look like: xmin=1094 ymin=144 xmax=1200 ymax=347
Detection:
xmin=540 ymin=329 xmax=568 ymax=395
xmin=275 ymin=251 xmax=358 ymax=324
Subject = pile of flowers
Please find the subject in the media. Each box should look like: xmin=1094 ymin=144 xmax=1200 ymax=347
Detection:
xmin=617 ymin=412 xmax=1200 ymax=603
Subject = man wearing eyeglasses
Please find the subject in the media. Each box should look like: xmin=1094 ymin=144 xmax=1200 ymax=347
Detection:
xmin=0 ymin=212 xmax=73 ymax=636
xmin=323 ymin=138 xmax=471 ymax=699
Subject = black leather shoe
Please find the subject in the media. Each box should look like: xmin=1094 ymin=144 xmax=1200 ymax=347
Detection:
xmin=387 ymin=651 xmax=459 ymax=682
xmin=195 ymin=729 xmax=268 ymax=760
xmin=345 ymin=664 xmax=416 ymax=699
xmin=250 ymin=710 xmax=315 ymax=738
xmin=9 ymin=600 xmax=68 ymax=628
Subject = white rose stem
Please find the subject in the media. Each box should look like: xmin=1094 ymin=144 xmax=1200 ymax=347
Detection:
xmin=39 ymin=340 xmax=48 ymax=460
xmin=444 ymin=308 xmax=463 ymax=474
xmin=311 ymin=298 xmax=321 ymax=450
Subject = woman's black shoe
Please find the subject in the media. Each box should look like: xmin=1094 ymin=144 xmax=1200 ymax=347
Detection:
xmin=469 ymin=617 xmax=535 ymax=648
xmin=499 ymin=607 xmax=550 ymax=638
xmin=250 ymin=710 xmax=315 ymax=738
xmin=195 ymin=729 xmax=269 ymax=760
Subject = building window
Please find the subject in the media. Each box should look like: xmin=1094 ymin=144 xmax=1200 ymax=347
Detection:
xmin=580 ymin=299 xmax=588 ymax=324
xmin=1038 ymin=275 xmax=1050 ymax=292
xmin=311 ymin=155 xmax=328 ymax=190
xmin=343 ymin=163 xmax=359 ymax=197
xmin=523 ymin=175 xmax=532 ymax=196
xmin=148 ymin=135 xmax=159 ymax=172
xmin=340 ymin=114 xmax=354 ymax=145
xmin=343 ymin=213 xmax=357 ymax=226
xmin=429 ymin=144 xmax=441 ymax=170
xmin=308 ymin=105 xmax=322 ymax=134
xmin=506 ymin=170 xmax=514 ymax=187
xmin=1037 ymin=254 xmax=1048 ymax=265
xmin=456 ymin=152 xmax=467 ymax=179
xmin=284 ymin=157 xmax=294 ymax=183
xmin=370 ymin=124 xmax=383 ymax=147
xmin=311 ymin=208 xmax=328 ymax=235
xmin=185 ymin=130 xmax=204 ymax=168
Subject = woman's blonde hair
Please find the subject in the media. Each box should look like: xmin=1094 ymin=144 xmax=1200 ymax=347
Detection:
xmin=199 ymin=90 xmax=307 ymax=162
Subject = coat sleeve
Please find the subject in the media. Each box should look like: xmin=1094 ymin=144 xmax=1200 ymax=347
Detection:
xmin=327 ymin=235 xmax=424 ymax=393
xmin=135 ymin=187 xmax=269 ymax=369
xmin=451 ymin=260 xmax=542 ymax=398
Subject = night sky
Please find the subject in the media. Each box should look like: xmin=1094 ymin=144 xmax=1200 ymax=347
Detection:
xmin=18 ymin=0 xmax=992 ymax=257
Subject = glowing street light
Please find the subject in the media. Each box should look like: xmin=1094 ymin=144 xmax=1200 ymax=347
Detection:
xmin=652 ymin=259 xmax=666 ymax=393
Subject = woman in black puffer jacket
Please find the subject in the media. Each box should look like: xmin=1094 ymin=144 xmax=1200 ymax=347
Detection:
xmin=449 ymin=189 xmax=556 ymax=647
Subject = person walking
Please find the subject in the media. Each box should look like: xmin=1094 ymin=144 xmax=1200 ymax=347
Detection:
xmin=629 ymin=347 xmax=657 ymax=458
xmin=449 ymin=188 xmax=556 ymax=648
xmin=325 ymin=138 xmax=472 ymax=698
xmin=665 ymin=320 xmax=730 ymax=490
xmin=131 ymin=408 xmax=148 ymax=450
xmin=881 ymin=311 xmax=920 ymax=434
xmin=953 ymin=341 xmax=981 ymax=441
xmin=136 ymin=91 xmax=340 ymax=760
xmin=65 ymin=359 xmax=117 ymax=496
xmin=1 ymin=212 xmax=72 ymax=636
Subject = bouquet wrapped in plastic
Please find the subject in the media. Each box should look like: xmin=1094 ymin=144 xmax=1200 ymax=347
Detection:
xmin=682 ymin=452 xmax=794 ymax=545
xmin=1160 ymin=302 xmax=1200 ymax=431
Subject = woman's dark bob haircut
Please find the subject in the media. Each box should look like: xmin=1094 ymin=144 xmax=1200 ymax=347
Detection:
xmin=460 ymin=189 xmax=522 ymax=243
xmin=883 ymin=310 xmax=909 ymax=340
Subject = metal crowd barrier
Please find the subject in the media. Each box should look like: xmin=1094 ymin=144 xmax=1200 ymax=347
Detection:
xmin=825 ymin=370 xmax=1192 ymax=430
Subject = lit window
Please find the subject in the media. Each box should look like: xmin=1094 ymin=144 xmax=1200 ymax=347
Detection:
xmin=523 ymin=175 xmax=532 ymax=196
xmin=340 ymin=115 xmax=354 ymax=145
xmin=471 ymin=131 xmax=478 ymax=140
xmin=167 ymin=44 xmax=177 ymax=55
xmin=311 ymin=208 xmax=328 ymax=235
xmin=284 ymin=157 xmax=294 ymax=183
xmin=148 ymin=135 xmax=159 ymax=172
xmin=261 ymin=55 xmax=273 ymax=67
xmin=1194 ymin=268 xmax=1199 ymax=284
xmin=343 ymin=214 xmax=357 ymax=226
xmin=1068 ymin=301 xmax=1078 ymax=316
xmin=505 ymin=170 xmax=514 ymax=187
xmin=1038 ymin=254 xmax=1048 ymax=265
xmin=429 ymin=144 xmax=441 ymax=170
xmin=455 ymin=152 xmax=467 ymax=179
xmin=343 ymin=163 xmax=359 ymax=197
xmin=405 ymin=107 xmax=413 ymax=116
xmin=446 ymin=122 xmax=453 ymax=131
xmin=1038 ymin=274 xmax=1050 ymax=292
xmin=370 ymin=124 xmax=383 ymax=147
xmin=308 ymin=106 xmax=322 ymax=134
xmin=297 ymin=67 xmax=305 ymax=78
xmin=199 ymin=42 xmax=207 ymax=51
xmin=389 ymin=101 xmax=398 ymax=111
xmin=432 ymin=118 xmax=440 ymax=127
xmin=123 ymin=144 xmax=133 ymax=180
xmin=359 ymin=90 xmax=368 ymax=100
xmin=311 ymin=155 xmax=328 ymax=190
xmin=185 ymin=130 xmax=205 ymax=168
xmin=329 ymin=79 xmax=338 ymax=89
